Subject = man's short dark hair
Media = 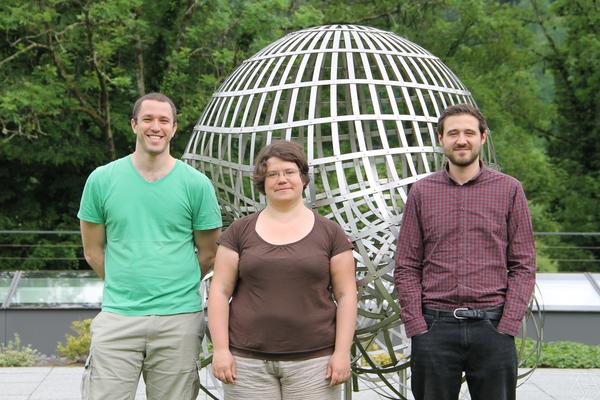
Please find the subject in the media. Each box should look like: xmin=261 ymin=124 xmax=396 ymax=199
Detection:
xmin=437 ymin=103 xmax=487 ymax=136
xmin=253 ymin=140 xmax=310 ymax=195
xmin=132 ymin=92 xmax=177 ymax=124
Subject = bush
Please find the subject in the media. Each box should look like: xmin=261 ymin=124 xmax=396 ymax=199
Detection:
xmin=56 ymin=319 xmax=92 ymax=363
xmin=517 ymin=338 xmax=600 ymax=368
xmin=0 ymin=334 xmax=40 ymax=367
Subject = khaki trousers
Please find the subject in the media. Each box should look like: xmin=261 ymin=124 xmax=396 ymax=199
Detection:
xmin=222 ymin=355 xmax=341 ymax=400
xmin=81 ymin=311 xmax=203 ymax=400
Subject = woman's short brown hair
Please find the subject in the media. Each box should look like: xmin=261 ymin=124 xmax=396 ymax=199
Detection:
xmin=253 ymin=140 xmax=309 ymax=195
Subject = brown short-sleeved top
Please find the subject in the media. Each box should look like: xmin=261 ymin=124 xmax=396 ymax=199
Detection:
xmin=218 ymin=210 xmax=353 ymax=361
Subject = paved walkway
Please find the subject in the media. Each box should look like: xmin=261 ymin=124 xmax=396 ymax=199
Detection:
xmin=2 ymin=367 xmax=600 ymax=399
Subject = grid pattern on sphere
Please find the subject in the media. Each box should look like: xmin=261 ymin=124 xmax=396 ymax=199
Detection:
xmin=183 ymin=25 xmax=497 ymax=377
xmin=184 ymin=25 xmax=494 ymax=225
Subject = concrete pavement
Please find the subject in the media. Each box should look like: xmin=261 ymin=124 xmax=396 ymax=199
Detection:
xmin=2 ymin=367 xmax=600 ymax=399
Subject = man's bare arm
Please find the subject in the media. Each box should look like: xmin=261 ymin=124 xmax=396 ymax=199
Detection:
xmin=194 ymin=228 xmax=221 ymax=276
xmin=80 ymin=220 xmax=106 ymax=279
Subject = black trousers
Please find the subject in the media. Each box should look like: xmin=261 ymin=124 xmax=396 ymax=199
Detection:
xmin=410 ymin=313 xmax=517 ymax=400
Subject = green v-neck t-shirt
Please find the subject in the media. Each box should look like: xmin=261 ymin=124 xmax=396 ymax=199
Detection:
xmin=78 ymin=155 xmax=222 ymax=316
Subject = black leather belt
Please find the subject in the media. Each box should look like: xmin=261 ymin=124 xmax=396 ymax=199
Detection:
xmin=423 ymin=306 xmax=503 ymax=321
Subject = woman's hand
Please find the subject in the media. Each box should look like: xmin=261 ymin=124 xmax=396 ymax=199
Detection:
xmin=212 ymin=348 xmax=237 ymax=384
xmin=326 ymin=351 xmax=351 ymax=386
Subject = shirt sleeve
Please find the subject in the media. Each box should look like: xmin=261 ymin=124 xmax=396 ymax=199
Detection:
xmin=497 ymin=182 xmax=536 ymax=336
xmin=217 ymin=219 xmax=242 ymax=254
xmin=191 ymin=173 xmax=223 ymax=231
xmin=394 ymin=186 xmax=427 ymax=337
xmin=77 ymin=169 xmax=105 ymax=224
xmin=328 ymin=220 xmax=354 ymax=258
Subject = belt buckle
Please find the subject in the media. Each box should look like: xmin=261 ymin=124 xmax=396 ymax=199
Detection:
xmin=453 ymin=307 xmax=469 ymax=320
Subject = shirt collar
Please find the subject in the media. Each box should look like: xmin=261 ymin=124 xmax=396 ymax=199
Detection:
xmin=443 ymin=160 xmax=487 ymax=185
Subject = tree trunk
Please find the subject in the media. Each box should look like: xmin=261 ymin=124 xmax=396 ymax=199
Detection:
xmin=135 ymin=33 xmax=145 ymax=96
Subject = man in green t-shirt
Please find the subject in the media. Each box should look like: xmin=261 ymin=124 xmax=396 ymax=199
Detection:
xmin=78 ymin=92 xmax=222 ymax=400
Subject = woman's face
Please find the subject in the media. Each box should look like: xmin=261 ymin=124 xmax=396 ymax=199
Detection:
xmin=263 ymin=157 xmax=305 ymax=204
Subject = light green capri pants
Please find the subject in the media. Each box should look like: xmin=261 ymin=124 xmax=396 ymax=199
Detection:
xmin=81 ymin=311 xmax=203 ymax=400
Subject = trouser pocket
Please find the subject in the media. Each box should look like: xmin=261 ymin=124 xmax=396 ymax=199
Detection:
xmin=80 ymin=354 xmax=92 ymax=400
xmin=191 ymin=360 xmax=201 ymax=398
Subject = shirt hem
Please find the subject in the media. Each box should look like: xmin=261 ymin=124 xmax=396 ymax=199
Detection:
xmin=230 ymin=345 xmax=334 ymax=361
xmin=78 ymin=214 xmax=104 ymax=224
xmin=193 ymin=222 xmax=223 ymax=230
xmin=101 ymin=306 xmax=202 ymax=316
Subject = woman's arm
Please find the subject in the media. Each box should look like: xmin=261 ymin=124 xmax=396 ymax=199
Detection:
xmin=327 ymin=249 xmax=357 ymax=386
xmin=207 ymin=245 xmax=239 ymax=384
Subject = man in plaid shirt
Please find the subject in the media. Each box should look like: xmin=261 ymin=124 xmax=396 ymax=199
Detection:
xmin=394 ymin=103 xmax=536 ymax=400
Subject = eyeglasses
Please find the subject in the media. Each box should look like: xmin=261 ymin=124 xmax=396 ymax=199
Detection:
xmin=265 ymin=169 xmax=300 ymax=179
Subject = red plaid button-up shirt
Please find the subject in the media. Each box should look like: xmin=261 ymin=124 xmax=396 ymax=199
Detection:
xmin=394 ymin=162 xmax=536 ymax=337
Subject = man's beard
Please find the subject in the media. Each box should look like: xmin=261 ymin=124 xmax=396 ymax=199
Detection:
xmin=445 ymin=146 xmax=480 ymax=167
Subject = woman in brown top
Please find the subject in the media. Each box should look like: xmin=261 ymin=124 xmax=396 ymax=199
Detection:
xmin=208 ymin=140 xmax=357 ymax=399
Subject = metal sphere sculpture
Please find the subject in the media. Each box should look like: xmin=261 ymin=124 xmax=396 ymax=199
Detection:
xmin=184 ymin=25 xmax=539 ymax=398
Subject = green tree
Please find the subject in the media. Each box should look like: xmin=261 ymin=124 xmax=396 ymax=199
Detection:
xmin=529 ymin=0 xmax=600 ymax=271
xmin=0 ymin=0 xmax=324 ymax=269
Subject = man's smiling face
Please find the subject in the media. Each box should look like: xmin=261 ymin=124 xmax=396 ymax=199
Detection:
xmin=131 ymin=99 xmax=177 ymax=156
